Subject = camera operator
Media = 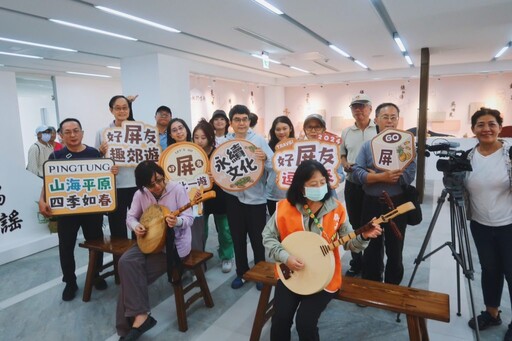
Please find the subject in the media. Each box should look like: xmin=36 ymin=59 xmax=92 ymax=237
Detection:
xmin=464 ymin=108 xmax=512 ymax=340
xmin=352 ymin=103 xmax=416 ymax=286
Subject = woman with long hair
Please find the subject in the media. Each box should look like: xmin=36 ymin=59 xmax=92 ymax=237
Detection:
xmin=266 ymin=116 xmax=295 ymax=216
xmin=192 ymin=119 xmax=234 ymax=273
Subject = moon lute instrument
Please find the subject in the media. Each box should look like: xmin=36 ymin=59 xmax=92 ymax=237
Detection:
xmin=277 ymin=201 xmax=415 ymax=295
xmin=137 ymin=191 xmax=216 ymax=254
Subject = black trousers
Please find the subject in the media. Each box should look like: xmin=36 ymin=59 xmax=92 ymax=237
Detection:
xmin=57 ymin=214 xmax=104 ymax=284
xmin=344 ymin=180 xmax=365 ymax=271
xmin=271 ymin=280 xmax=335 ymax=341
xmin=225 ymin=194 xmax=266 ymax=277
xmin=361 ymin=194 xmax=407 ymax=285
xmin=267 ymin=199 xmax=278 ymax=218
xmin=108 ymin=187 xmax=137 ymax=238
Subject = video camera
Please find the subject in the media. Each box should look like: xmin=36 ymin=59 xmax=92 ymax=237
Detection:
xmin=425 ymin=141 xmax=473 ymax=173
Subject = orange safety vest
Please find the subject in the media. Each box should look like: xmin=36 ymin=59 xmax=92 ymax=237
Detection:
xmin=275 ymin=199 xmax=346 ymax=292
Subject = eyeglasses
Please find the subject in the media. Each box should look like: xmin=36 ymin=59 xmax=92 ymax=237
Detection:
xmin=232 ymin=117 xmax=249 ymax=123
xmin=157 ymin=112 xmax=171 ymax=118
xmin=147 ymin=177 xmax=165 ymax=189
xmin=305 ymin=126 xmax=323 ymax=132
xmin=378 ymin=115 xmax=399 ymax=122
xmin=62 ymin=129 xmax=83 ymax=136
xmin=171 ymin=126 xmax=185 ymax=134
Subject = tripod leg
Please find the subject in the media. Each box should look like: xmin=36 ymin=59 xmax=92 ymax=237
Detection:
xmin=397 ymin=190 xmax=448 ymax=323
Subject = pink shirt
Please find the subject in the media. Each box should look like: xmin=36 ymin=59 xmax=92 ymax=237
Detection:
xmin=126 ymin=181 xmax=193 ymax=257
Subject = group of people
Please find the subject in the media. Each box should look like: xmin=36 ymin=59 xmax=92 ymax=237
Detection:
xmin=35 ymin=93 xmax=511 ymax=340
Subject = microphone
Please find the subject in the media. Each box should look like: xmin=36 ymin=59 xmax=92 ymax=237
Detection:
xmin=425 ymin=141 xmax=460 ymax=152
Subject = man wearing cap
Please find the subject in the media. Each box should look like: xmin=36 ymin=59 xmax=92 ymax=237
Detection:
xmin=210 ymin=109 xmax=230 ymax=146
xmin=340 ymin=94 xmax=378 ymax=277
xmin=26 ymin=125 xmax=55 ymax=178
xmin=154 ymin=105 xmax=172 ymax=150
xmin=352 ymin=102 xmax=416 ymax=285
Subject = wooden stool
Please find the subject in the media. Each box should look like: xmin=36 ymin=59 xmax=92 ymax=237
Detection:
xmin=173 ymin=250 xmax=215 ymax=332
xmin=78 ymin=237 xmax=136 ymax=302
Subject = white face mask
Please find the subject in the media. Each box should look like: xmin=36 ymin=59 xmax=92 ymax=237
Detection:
xmin=41 ymin=133 xmax=51 ymax=143
xmin=304 ymin=183 xmax=328 ymax=202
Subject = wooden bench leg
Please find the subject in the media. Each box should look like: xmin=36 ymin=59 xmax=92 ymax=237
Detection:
xmin=173 ymin=280 xmax=188 ymax=332
xmin=250 ymin=284 xmax=273 ymax=341
xmin=82 ymin=250 xmax=99 ymax=302
xmin=193 ymin=267 xmax=214 ymax=308
xmin=406 ymin=315 xmax=429 ymax=341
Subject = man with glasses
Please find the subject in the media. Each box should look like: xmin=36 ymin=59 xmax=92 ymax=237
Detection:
xmin=340 ymin=94 xmax=378 ymax=277
xmin=39 ymin=118 xmax=118 ymax=301
xmin=352 ymin=103 xmax=416 ymax=286
xmin=224 ymin=104 xmax=274 ymax=290
xmin=154 ymin=105 xmax=172 ymax=151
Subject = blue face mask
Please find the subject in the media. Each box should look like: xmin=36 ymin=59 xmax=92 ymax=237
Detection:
xmin=304 ymin=183 xmax=328 ymax=202
xmin=41 ymin=133 xmax=51 ymax=143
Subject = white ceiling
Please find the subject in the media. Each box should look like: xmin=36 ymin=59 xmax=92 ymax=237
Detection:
xmin=0 ymin=0 xmax=511 ymax=85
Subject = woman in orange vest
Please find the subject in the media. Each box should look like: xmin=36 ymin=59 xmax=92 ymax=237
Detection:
xmin=262 ymin=160 xmax=382 ymax=340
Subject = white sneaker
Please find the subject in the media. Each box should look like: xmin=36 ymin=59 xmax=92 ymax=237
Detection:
xmin=221 ymin=259 xmax=233 ymax=273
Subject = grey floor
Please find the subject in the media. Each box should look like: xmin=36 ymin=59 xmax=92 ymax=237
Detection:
xmin=0 ymin=180 xmax=509 ymax=340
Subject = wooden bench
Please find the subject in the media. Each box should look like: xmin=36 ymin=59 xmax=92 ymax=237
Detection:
xmin=78 ymin=237 xmax=136 ymax=302
xmin=79 ymin=237 xmax=214 ymax=332
xmin=243 ymin=261 xmax=450 ymax=341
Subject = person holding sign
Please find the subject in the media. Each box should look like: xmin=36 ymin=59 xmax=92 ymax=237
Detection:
xmin=352 ymin=103 xmax=416 ymax=285
xmin=225 ymin=104 xmax=274 ymax=289
xmin=266 ymin=116 xmax=296 ymax=216
xmin=262 ymin=160 xmax=381 ymax=340
xmin=96 ymin=95 xmax=138 ymax=239
xmin=116 ymin=161 xmax=193 ymax=340
xmin=193 ymin=119 xmax=235 ymax=273
xmin=39 ymin=118 xmax=118 ymax=301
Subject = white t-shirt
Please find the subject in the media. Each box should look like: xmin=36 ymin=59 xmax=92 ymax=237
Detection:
xmin=465 ymin=148 xmax=512 ymax=226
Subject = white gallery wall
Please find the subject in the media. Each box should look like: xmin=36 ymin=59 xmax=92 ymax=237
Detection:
xmin=284 ymin=73 xmax=512 ymax=137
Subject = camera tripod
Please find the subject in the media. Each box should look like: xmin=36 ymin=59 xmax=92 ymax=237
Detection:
xmin=397 ymin=185 xmax=481 ymax=340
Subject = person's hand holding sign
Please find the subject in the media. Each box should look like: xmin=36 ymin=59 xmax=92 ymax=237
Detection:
xmin=254 ymin=147 xmax=267 ymax=161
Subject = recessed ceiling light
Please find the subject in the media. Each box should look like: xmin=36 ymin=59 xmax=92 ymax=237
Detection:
xmin=494 ymin=42 xmax=511 ymax=59
xmin=354 ymin=60 xmax=369 ymax=69
xmin=252 ymin=0 xmax=284 ymax=15
xmin=393 ymin=33 xmax=406 ymax=52
xmin=0 ymin=51 xmax=43 ymax=59
xmin=66 ymin=71 xmax=111 ymax=78
xmin=404 ymin=55 xmax=413 ymax=65
xmin=49 ymin=19 xmax=138 ymax=41
xmin=95 ymin=6 xmax=180 ymax=33
xmin=107 ymin=65 xmax=121 ymax=70
xmin=290 ymin=66 xmax=310 ymax=73
xmin=0 ymin=37 xmax=77 ymax=52
xmin=251 ymin=53 xmax=281 ymax=64
xmin=329 ymin=44 xmax=350 ymax=58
